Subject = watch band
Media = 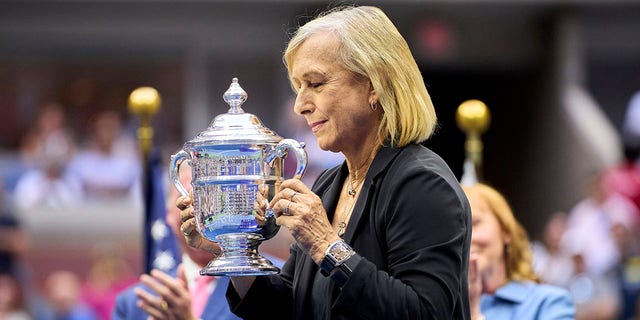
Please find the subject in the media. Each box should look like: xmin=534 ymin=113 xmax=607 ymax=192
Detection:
xmin=320 ymin=257 xmax=334 ymax=277
xmin=329 ymin=253 xmax=362 ymax=288
xmin=320 ymin=258 xmax=333 ymax=276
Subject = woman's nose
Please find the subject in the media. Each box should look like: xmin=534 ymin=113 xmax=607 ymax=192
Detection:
xmin=293 ymin=89 xmax=313 ymax=115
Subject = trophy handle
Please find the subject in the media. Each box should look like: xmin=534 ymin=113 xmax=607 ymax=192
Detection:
xmin=275 ymin=138 xmax=308 ymax=179
xmin=169 ymin=150 xmax=190 ymax=197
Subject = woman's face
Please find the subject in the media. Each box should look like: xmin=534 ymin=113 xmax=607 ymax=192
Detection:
xmin=468 ymin=189 xmax=509 ymax=280
xmin=289 ymin=32 xmax=379 ymax=154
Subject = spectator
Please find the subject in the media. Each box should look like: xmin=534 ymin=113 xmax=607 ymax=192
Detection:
xmin=81 ymin=245 xmax=136 ymax=320
xmin=610 ymin=202 xmax=640 ymax=320
xmin=67 ymin=110 xmax=141 ymax=203
xmin=562 ymin=172 xmax=638 ymax=278
xmin=41 ymin=270 xmax=97 ymax=320
xmin=560 ymin=172 xmax=637 ymax=319
xmin=13 ymin=132 xmax=82 ymax=211
xmin=567 ymin=253 xmax=621 ymax=320
xmin=531 ymin=211 xmax=575 ymax=288
xmin=19 ymin=103 xmax=75 ymax=169
xmin=463 ymin=183 xmax=575 ymax=319
xmin=0 ymin=271 xmax=31 ymax=320
xmin=112 ymin=163 xmax=242 ymax=320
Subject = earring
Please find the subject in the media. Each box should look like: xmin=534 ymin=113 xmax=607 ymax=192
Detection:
xmin=370 ymin=102 xmax=378 ymax=111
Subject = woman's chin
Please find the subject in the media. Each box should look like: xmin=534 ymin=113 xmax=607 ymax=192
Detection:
xmin=316 ymin=140 xmax=339 ymax=153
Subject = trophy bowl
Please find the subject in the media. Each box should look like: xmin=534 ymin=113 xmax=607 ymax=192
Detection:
xmin=170 ymin=78 xmax=307 ymax=276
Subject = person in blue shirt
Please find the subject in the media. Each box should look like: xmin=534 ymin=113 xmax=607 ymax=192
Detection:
xmin=463 ymin=183 xmax=576 ymax=320
xmin=111 ymin=165 xmax=242 ymax=320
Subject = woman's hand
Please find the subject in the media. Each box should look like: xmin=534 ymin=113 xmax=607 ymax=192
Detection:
xmin=270 ymin=179 xmax=339 ymax=264
xmin=175 ymin=194 xmax=221 ymax=255
xmin=253 ymin=184 xmax=269 ymax=227
xmin=468 ymin=253 xmax=485 ymax=320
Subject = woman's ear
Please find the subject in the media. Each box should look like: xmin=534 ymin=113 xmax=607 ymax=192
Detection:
xmin=502 ymin=232 xmax=512 ymax=247
xmin=369 ymin=84 xmax=378 ymax=105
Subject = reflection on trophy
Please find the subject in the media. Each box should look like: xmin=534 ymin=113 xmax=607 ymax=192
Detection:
xmin=170 ymin=78 xmax=307 ymax=276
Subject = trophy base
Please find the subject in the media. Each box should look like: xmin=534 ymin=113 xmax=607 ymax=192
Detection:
xmin=200 ymin=233 xmax=280 ymax=276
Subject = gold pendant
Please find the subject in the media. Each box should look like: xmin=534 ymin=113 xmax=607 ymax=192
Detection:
xmin=337 ymin=222 xmax=346 ymax=236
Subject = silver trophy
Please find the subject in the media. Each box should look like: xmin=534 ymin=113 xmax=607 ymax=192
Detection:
xmin=170 ymin=78 xmax=307 ymax=276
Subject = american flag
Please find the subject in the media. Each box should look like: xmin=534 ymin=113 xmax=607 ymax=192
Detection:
xmin=144 ymin=150 xmax=181 ymax=274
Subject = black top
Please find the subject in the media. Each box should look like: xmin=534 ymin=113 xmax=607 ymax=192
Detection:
xmin=227 ymin=144 xmax=472 ymax=319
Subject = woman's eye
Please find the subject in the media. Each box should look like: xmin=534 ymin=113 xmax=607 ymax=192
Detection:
xmin=310 ymin=82 xmax=323 ymax=88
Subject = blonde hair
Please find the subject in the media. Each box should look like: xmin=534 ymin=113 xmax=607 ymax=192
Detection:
xmin=462 ymin=183 xmax=539 ymax=283
xmin=283 ymin=6 xmax=436 ymax=147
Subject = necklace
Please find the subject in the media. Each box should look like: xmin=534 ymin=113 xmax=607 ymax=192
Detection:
xmin=346 ymin=146 xmax=377 ymax=197
xmin=338 ymin=145 xmax=378 ymax=236
xmin=347 ymin=174 xmax=360 ymax=196
xmin=338 ymin=176 xmax=364 ymax=236
xmin=337 ymin=199 xmax=357 ymax=237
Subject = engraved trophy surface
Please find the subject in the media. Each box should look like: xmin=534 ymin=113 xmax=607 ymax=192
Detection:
xmin=169 ymin=78 xmax=307 ymax=276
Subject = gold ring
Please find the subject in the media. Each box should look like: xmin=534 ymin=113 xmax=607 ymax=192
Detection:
xmin=160 ymin=299 xmax=168 ymax=311
xmin=289 ymin=191 xmax=297 ymax=202
xmin=284 ymin=201 xmax=292 ymax=215
xmin=181 ymin=226 xmax=191 ymax=237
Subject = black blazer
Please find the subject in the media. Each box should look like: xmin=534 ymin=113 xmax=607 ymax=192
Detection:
xmin=228 ymin=144 xmax=471 ymax=319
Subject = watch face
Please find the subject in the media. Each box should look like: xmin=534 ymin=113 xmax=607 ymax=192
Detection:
xmin=330 ymin=241 xmax=353 ymax=262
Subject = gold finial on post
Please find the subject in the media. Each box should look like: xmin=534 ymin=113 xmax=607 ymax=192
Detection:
xmin=456 ymin=99 xmax=490 ymax=182
xmin=128 ymin=87 xmax=161 ymax=163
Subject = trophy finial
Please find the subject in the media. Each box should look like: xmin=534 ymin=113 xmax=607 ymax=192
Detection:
xmin=223 ymin=77 xmax=248 ymax=114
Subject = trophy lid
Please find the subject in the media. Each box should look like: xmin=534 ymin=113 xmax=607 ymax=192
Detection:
xmin=186 ymin=77 xmax=282 ymax=147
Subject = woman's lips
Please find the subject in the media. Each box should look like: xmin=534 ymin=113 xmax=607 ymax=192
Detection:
xmin=310 ymin=120 xmax=327 ymax=133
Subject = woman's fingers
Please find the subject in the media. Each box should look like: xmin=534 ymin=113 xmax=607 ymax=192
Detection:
xmin=176 ymin=194 xmax=192 ymax=211
xmin=269 ymin=179 xmax=311 ymax=217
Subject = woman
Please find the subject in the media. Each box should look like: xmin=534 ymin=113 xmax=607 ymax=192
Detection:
xmin=178 ymin=6 xmax=471 ymax=319
xmin=463 ymin=183 xmax=575 ymax=320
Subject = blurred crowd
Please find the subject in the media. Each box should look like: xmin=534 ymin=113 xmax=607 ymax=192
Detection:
xmin=531 ymin=165 xmax=640 ymax=320
xmin=530 ymin=91 xmax=640 ymax=320
xmin=12 ymin=103 xmax=141 ymax=210
xmin=0 ymin=91 xmax=638 ymax=319
xmin=1 ymin=103 xmax=144 ymax=320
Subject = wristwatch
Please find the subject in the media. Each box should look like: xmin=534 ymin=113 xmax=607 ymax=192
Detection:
xmin=320 ymin=239 xmax=355 ymax=277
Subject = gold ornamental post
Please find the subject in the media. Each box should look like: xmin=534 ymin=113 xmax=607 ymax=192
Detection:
xmin=128 ymin=87 xmax=161 ymax=164
xmin=128 ymin=87 xmax=162 ymax=274
xmin=456 ymin=99 xmax=490 ymax=182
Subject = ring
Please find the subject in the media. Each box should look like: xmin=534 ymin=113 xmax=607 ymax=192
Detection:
xmin=181 ymin=226 xmax=192 ymax=237
xmin=284 ymin=201 xmax=292 ymax=216
xmin=289 ymin=191 xmax=297 ymax=202
xmin=160 ymin=299 xmax=168 ymax=311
